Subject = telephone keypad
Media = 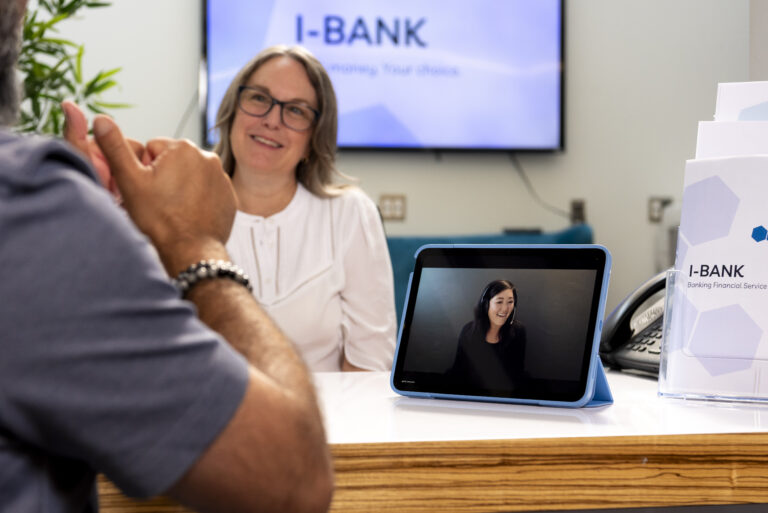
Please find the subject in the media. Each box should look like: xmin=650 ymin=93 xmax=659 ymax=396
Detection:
xmin=613 ymin=316 xmax=664 ymax=373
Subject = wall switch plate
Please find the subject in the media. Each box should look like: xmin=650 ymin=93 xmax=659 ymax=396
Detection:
xmin=648 ymin=196 xmax=673 ymax=223
xmin=379 ymin=194 xmax=406 ymax=221
xmin=570 ymin=199 xmax=586 ymax=224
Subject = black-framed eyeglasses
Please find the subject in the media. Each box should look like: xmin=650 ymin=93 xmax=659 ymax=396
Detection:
xmin=237 ymin=85 xmax=319 ymax=132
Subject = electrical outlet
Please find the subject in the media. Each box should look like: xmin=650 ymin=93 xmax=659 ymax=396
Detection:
xmin=648 ymin=196 xmax=673 ymax=223
xmin=379 ymin=194 xmax=406 ymax=221
xmin=570 ymin=199 xmax=586 ymax=224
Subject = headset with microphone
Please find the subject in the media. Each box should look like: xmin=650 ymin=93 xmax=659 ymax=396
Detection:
xmin=477 ymin=280 xmax=518 ymax=324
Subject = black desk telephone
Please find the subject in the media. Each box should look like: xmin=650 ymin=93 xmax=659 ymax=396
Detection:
xmin=600 ymin=270 xmax=668 ymax=377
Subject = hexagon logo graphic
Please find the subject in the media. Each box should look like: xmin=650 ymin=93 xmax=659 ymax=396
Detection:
xmin=688 ymin=304 xmax=763 ymax=376
xmin=752 ymin=225 xmax=767 ymax=243
xmin=679 ymin=176 xmax=740 ymax=246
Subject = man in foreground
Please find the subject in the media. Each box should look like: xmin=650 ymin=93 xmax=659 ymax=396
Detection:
xmin=0 ymin=0 xmax=333 ymax=511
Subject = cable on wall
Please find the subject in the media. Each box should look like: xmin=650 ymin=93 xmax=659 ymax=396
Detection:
xmin=508 ymin=152 xmax=571 ymax=221
xmin=174 ymin=89 xmax=199 ymax=139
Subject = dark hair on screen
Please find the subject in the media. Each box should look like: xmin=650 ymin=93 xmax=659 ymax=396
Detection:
xmin=472 ymin=279 xmax=519 ymax=343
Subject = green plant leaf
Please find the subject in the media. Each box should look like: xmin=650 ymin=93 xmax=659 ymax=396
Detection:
xmin=39 ymin=93 xmax=64 ymax=102
xmin=22 ymin=11 xmax=39 ymax=39
xmin=74 ymin=44 xmax=84 ymax=84
xmin=17 ymin=1 xmax=122 ymax=135
xmin=40 ymin=37 xmax=78 ymax=48
xmin=85 ymin=102 xmax=108 ymax=114
xmin=97 ymin=67 xmax=122 ymax=81
xmin=61 ymin=0 xmax=79 ymax=12
xmin=93 ymin=101 xmax=132 ymax=109
xmin=33 ymin=13 xmax=69 ymax=39
xmin=85 ymin=78 xmax=117 ymax=96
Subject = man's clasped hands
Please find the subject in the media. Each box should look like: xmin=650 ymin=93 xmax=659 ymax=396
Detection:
xmin=60 ymin=101 xmax=237 ymax=276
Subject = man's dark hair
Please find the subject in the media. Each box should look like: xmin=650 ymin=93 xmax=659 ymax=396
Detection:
xmin=0 ymin=0 xmax=22 ymax=127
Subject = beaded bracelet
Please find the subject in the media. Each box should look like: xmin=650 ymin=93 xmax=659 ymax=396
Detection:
xmin=172 ymin=259 xmax=253 ymax=297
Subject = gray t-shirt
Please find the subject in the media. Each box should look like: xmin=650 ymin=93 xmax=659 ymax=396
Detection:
xmin=0 ymin=131 xmax=250 ymax=512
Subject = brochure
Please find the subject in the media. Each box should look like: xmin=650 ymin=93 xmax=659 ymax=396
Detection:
xmin=660 ymin=155 xmax=768 ymax=401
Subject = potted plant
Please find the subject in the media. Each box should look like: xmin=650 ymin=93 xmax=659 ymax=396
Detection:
xmin=17 ymin=0 xmax=126 ymax=135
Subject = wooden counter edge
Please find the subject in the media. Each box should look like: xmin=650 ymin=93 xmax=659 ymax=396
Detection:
xmin=99 ymin=431 xmax=768 ymax=513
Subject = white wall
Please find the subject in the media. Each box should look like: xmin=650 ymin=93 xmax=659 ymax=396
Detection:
xmin=58 ymin=0 xmax=752 ymax=311
xmin=55 ymin=1 xmax=203 ymax=142
xmin=751 ymin=0 xmax=768 ymax=80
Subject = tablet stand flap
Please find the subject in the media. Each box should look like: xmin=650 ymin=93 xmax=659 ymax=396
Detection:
xmin=584 ymin=360 xmax=613 ymax=407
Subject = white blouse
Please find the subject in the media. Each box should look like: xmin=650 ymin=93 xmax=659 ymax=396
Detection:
xmin=225 ymin=184 xmax=397 ymax=371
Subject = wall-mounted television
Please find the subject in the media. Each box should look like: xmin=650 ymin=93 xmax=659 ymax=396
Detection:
xmin=203 ymin=0 xmax=564 ymax=151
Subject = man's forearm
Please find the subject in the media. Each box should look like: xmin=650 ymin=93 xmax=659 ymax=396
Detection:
xmin=180 ymin=248 xmax=334 ymax=511
xmin=190 ymin=281 xmax=317 ymax=394
xmin=178 ymin=244 xmax=320 ymax=407
xmin=167 ymin=268 xmax=334 ymax=512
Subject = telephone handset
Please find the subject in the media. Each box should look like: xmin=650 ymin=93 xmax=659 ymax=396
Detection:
xmin=600 ymin=270 xmax=668 ymax=376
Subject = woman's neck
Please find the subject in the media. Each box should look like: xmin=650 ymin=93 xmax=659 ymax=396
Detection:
xmin=485 ymin=325 xmax=501 ymax=344
xmin=233 ymin=169 xmax=298 ymax=218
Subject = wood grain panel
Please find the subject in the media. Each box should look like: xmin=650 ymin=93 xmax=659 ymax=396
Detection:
xmin=98 ymin=432 xmax=768 ymax=513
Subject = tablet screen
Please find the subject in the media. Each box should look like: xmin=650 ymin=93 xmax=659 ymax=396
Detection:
xmin=391 ymin=246 xmax=609 ymax=403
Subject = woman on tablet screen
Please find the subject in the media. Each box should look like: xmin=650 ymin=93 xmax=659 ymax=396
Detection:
xmin=452 ymin=280 xmax=527 ymax=390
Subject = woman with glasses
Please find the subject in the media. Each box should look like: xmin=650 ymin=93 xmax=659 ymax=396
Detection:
xmin=212 ymin=45 xmax=396 ymax=372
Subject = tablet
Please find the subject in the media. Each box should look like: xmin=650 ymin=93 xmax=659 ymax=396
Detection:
xmin=390 ymin=244 xmax=612 ymax=408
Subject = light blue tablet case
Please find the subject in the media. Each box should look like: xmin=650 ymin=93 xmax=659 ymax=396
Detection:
xmin=587 ymin=357 xmax=614 ymax=407
xmin=391 ymin=244 xmax=614 ymax=409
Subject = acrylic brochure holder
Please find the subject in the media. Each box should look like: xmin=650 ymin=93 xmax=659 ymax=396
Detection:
xmin=659 ymin=81 xmax=768 ymax=403
xmin=660 ymin=268 xmax=768 ymax=403
xmin=659 ymin=157 xmax=768 ymax=403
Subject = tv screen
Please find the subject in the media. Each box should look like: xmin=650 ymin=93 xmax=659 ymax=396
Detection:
xmin=204 ymin=0 xmax=564 ymax=151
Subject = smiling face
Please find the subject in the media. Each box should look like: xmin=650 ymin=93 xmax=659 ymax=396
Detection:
xmin=487 ymin=288 xmax=515 ymax=328
xmin=230 ymin=56 xmax=317 ymax=182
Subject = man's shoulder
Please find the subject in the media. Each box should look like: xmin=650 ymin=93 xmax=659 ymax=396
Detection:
xmin=0 ymin=130 xmax=95 ymax=186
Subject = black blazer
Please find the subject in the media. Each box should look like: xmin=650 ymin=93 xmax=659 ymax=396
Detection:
xmin=451 ymin=321 xmax=527 ymax=392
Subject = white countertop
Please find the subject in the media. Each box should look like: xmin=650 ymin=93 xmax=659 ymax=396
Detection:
xmin=314 ymin=370 xmax=768 ymax=445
